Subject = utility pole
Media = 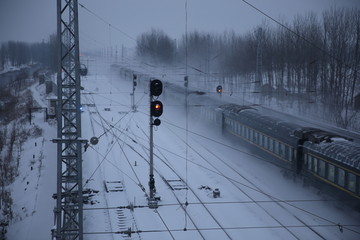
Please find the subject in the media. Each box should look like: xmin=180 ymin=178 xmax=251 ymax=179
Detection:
xmin=255 ymin=27 xmax=263 ymax=93
xmin=54 ymin=0 xmax=85 ymax=239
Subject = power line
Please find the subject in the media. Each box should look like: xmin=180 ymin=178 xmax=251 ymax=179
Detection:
xmin=78 ymin=2 xmax=136 ymax=42
xmin=239 ymin=0 xmax=359 ymax=74
xmin=83 ymin=223 xmax=358 ymax=235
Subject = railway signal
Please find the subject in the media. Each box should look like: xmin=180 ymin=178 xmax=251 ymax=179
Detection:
xmin=216 ymin=85 xmax=222 ymax=94
xmin=133 ymin=74 xmax=137 ymax=87
xmin=149 ymin=79 xmax=163 ymax=207
xmin=131 ymin=74 xmax=137 ymax=111
xmin=151 ymin=101 xmax=163 ymax=118
xmin=150 ymin=79 xmax=163 ymax=125
xmin=150 ymin=79 xmax=162 ymax=96
xmin=184 ymin=76 xmax=188 ymax=87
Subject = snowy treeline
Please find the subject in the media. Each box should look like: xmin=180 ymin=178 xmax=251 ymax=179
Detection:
xmin=0 ymin=34 xmax=57 ymax=71
xmin=136 ymin=7 xmax=360 ymax=129
xmin=136 ymin=28 xmax=176 ymax=62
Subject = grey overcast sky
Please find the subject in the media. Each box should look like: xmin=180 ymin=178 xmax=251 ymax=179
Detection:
xmin=0 ymin=0 xmax=359 ymax=51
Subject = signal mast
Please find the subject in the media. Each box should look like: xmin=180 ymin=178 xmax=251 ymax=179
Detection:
xmin=148 ymin=79 xmax=163 ymax=208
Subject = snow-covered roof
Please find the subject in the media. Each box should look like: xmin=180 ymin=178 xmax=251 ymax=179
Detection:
xmin=304 ymin=140 xmax=360 ymax=170
xmin=219 ymin=103 xmax=256 ymax=113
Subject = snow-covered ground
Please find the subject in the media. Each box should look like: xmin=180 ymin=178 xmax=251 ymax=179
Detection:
xmin=5 ymin=57 xmax=360 ymax=240
xmin=6 ymin=83 xmax=57 ymax=240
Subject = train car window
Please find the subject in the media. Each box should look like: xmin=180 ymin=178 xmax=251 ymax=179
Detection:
xmin=264 ymin=136 xmax=268 ymax=149
xmin=269 ymin=139 xmax=274 ymax=152
xmin=337 ymin=168 xmax=345 ymax=187
xmin=279 ymin=144 xmax=285 ymax=157
xmin=275 ymin=141 xmax=280 ymax=155
xmin=313 ymin=157 xmax=318 ymax=173
xmin=273 ymin=141 xmax=278 ymax=154
xmin=284 ymin=146 xmax=289 ymax=160
xmin=347 ymin=173 xmax=356 ymax=192
xmin=327 ymin=164 xmax=335 ymax=182
xmin=254 ymin=131 xmax=258 ymax=144
xmin=249 ymin=129 xmax=253 ymax=141
xmin=318 ymin=160 xmax=326 ymax=177
xmin=288 ymin=147 xmax=292 ymax=161
xmin=306 ymin=154 xmax=312 ymax=170
xmin=258 ymin=133 xmax=262 ymax=146
xmin=262 ymin=135 xmax=265 ymax=147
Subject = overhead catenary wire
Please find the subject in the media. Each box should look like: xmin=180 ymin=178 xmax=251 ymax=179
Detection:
xmin=93 ymin=113 xmax=207 ymax=239
xmin=83 ymin=118 xmax=138 ymax=188
xmin=83 ymin=223 xmax=360 ymax=235
xmin=83 ymin=200 xmax=360 ymax=210
xmin=90 ymin=108 xmax=178 ymax=240
xmin=90 ymin=103 xmax=147 ymax=192
xmin=239 ymin=0 xmax=359 ymax=74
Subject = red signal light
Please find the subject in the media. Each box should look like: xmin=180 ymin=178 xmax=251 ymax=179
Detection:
xmin=151 ymin=101 xmax=163 ymax=117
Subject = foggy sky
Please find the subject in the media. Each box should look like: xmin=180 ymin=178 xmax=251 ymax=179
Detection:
xmin=0 ymin=0 xmax=359 ymax=51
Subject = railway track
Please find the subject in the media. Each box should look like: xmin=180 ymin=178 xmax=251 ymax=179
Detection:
xmin=94 ymin=109 xmax=231 ymax=240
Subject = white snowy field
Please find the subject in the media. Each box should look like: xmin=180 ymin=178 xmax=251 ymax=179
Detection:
xmin=5 ymin=57 xmax=360 ymax=240
xmin=6 ymin=83 xmax=57 ymax=240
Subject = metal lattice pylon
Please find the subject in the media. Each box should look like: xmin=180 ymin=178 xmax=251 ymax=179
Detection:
xmin=54 ymin=0 xmax=83 ymax=239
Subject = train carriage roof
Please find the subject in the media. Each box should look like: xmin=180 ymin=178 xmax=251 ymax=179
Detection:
xmin=304 ymin=140 xmax=360 ymax=171
xmin=220 ymin=104 xmax=301 ymax=144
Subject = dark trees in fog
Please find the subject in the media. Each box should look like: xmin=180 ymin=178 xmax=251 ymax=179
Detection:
xmin=136 ymin=29 xmax=176 ymax=63
xmin=0 ymin=34 xmax=57 ymax=71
